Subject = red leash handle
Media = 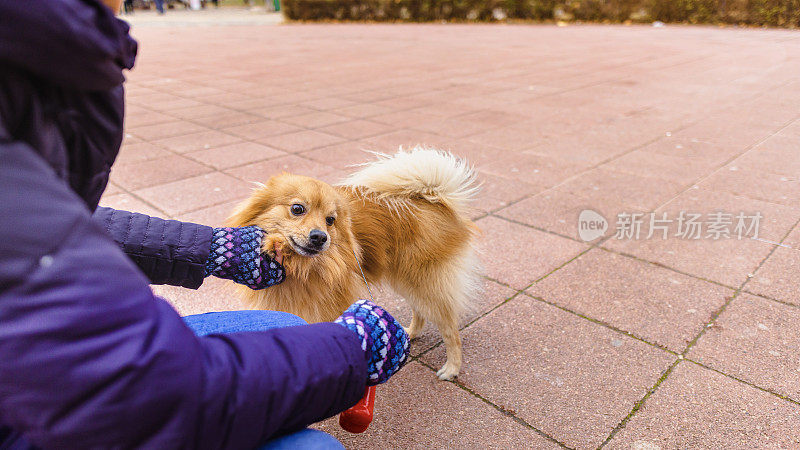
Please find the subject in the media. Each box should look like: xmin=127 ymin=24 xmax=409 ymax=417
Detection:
xmin=339 ymin=386 xmax=376 ymax=433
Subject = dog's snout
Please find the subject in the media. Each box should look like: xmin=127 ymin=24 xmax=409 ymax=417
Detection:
xmin=308 ymin=229 xmax=328 ymax=247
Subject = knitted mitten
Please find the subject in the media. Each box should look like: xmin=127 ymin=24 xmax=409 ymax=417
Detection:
xmin=204 ymin=226 xmax=285 ymax=289
xmin=335 ymin=299 xmax=410 ymax=386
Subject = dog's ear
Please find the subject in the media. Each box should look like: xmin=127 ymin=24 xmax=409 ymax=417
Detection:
xmin=225 ymin=182 xmax=277 ymax=227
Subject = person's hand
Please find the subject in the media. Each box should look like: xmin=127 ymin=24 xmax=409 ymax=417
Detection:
xmin=205 ymin=226 xmax=285 ymax=289
xmin=335 ymin=299 xmax=410 ymax=386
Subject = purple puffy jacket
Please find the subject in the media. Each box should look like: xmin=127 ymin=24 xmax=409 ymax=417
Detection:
xmin=0 ymin=1 xmax=366 ymax=448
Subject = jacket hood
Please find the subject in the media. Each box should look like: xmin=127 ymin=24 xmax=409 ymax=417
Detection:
xmin=0 ymin=0 xmax=137 ymax=91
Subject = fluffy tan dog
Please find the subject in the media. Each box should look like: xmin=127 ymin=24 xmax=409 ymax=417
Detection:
xmin=227 ymin=148 xmax=481 ymax=380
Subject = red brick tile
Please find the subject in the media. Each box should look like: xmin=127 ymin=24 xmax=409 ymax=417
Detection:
xmin=166 ymin=104 xmax=233 ymax=120
xmin=115 ymin=142 xmax=171 ymax=165
xmin=175 ymin=200 xmax=244 ymax=227
xmin=317 ymin=120 xmax=394 ymax=140
xmin=98 ymin=193 xmax=166 ymax=218
xmin=185 ymin=142 xmax=286 ymax=170
xmin=529 ymin=249 xmax=733 ymax=351
xmin=555 ymin=167 xmax=683 ymax=212
xmin=124 ymin=111 xmax=177 ymax=128
xmin=748 ymin=247 xmax=800 ymax=305
xmin=688 ymin=294 xmax=800 ymax=401
xmin=480 ymin=152 xmax=587 ymax=189
xmin=300 ymin=142 xmax=374 ymax=170
xmin=474 ymin=216 xmax=587 ymax=289
xmin=192 ymin=111 xmax=264 ymax=129
xmin=699 ymin=163 xmax=800 ymax=210
xmin=472 ymin=172 xmax=544 ymax=216
xmin=601 ymin=149 xmax=721 ymax=186
xmin=133 ymin=172 xmax=253 ymax=216
xmin=421 ymin=295 xmax=674 ymax=449
xmin=314 ymin=363 xmax=559 ymax=449
xmin=222 ymin=121 xmax=303 ymax=140
xmin=495 ymin=188 xmax=634 ymax=240
xmin=129 ymin=121 xmax=208 ymax=141
xmin=608 ymin=362 xmax=800 ymax=449
xmin=281 ymin=111 xmax=351 ymax=128
xmin=111 ymin=155 xmax=211 ymax=191
xmin=300 ymin=97 xmax=356 ymax=111
xmin=150 ymin=130 xmax=242 ymax=154
xmin=258 ymin=130 xmax=346 ymax=153
xmin=330 ymin=103 xmax=393 ymax=119
xmin=248 ymin=104 xmax=318 ymax=120
xmin=225 ymin=154 xmax=337 ymax=183
xmin=360 ymin=130 xmax=452 ymax=152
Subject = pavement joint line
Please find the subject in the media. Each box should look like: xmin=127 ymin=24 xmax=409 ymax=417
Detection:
xmin=413 ymin=359 xmax=573 ymax=450
xmin=489 ymin=194 xmax=799 ymax=315
xmin=599 ymin=212 xmax=800 ymax=446
xmin=653 ymin=111 xmax=800 ymax=210
xmin=683 ymin=358 xmax=800 ymax=406
xmin=680 ymin=213 xmax=800 ymax=357
xmin=523 ymin=292 xmax=680 ymax=355
xmin=598 ymin=358 xmax=683 ymax=448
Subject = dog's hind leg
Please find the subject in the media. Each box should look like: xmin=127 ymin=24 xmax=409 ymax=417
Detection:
xmin=404 ymin=310 xmax=426 ymax=339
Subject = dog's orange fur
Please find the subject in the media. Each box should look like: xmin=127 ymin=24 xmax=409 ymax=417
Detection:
xmin=227 ymin=153 xmax=479 ymax=380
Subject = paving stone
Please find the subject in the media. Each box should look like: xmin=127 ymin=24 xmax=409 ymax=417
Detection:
xmin=150 ymin=130 xmax=243 ymax=154
xmin=110 ymin=154 xmax=211 ymax=191
xmin=748 ymin=246 xmax=800 ymax=305
xmin=129 ymin=120 xmax=209 ymax=141
xmin=421 ymin=295 xmax=674 ymax=449
xmin=608 ymin=362 xmax=800 ymax=449
xmin=281 ymin=111 xmax=351 ymax=128
xmin=313 ymin=363 xmax=561 ymax=449
xmin=495 ymin=187 xmax=635 ymax=240
xmin=318 ymin=119 xmax=394 ymax=140
xmin=300 ymin=142 xmax=375 ymax=170
xmin=114 ymin=141 xmax=171 ymax=164
xmin=698 ymin=163 xmax=800 ymax=210
xmin=474 ymin=216 xmax=587 ymax=289
xmin=258 ymin=130 xmax=346 ymax=153
xmin=98 ymin=193 xmax=166 ymax=218
xmin=528 ymin=248 xmax=733 ymax=352
xmin=133 ymin=172 xmax=253 ymax=216
xmin=225 ymin=154 xmax=338 ymax=183
xmin=688 ymin=293 xmax=800 ymax=400
xmin=223 ymin=120 xmax=304 ymax=140
xmin=185 ymin=142 xmax=287 ymax=170
xmin=603 ymin=187 xmax=800 ymax=287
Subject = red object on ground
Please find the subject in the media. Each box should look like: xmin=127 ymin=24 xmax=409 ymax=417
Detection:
xmin=339 ymin=386 xmax=376 ymax=433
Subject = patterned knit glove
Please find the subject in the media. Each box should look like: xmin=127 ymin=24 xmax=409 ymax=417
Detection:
xmin=335 ymin=299 xmax=410 ymax=386
xmin=204 ymin=226 xmax=285 ymax=289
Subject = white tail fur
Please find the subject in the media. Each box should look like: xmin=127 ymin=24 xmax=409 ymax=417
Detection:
xmin=340 ymin=147 xmax=479 ymax=216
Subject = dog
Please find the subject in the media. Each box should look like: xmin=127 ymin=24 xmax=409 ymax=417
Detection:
xmin=226 ymin=148 xmax=481 ymax=380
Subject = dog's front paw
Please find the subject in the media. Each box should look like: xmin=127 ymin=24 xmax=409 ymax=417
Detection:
xmin=436 ymin=362 xmax=459 ymax=381
xmin=262 ymin=234 xmax=287 ymax=259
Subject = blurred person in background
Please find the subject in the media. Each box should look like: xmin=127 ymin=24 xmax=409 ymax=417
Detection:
xmin=0 ymin=0 xmax=409 ymax=448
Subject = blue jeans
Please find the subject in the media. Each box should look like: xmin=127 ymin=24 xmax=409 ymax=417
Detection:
xmin=153 ymin=0 xmax=164 ymax=13
xmin=182 ymin=310 xmax=344 ymax=450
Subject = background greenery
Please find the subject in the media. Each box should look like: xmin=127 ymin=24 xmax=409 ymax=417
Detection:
xmin=280 ymin=0 xmax=800 ymax=26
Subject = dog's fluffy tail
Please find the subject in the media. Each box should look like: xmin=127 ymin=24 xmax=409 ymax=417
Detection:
xmin=341 ymin=147 xmax=479 ymax=216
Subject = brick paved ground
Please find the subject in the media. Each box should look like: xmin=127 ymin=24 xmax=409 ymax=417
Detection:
xmin=106 ymin=9 xmax=800 ymax=448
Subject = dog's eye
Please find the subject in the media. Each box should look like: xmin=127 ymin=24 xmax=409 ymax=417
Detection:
xmin=290 ymin=204 xmax=306 ymax=216
xmin=326 ymin=216 xmax=336 ymax=226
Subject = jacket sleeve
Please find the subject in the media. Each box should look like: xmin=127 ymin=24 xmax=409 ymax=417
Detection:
xmin=0 ymin=140 xmax=367 ymax=449
xmin=93 ymin=207 xmax=212 ymax=289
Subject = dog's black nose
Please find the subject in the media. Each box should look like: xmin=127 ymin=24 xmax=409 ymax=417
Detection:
xmin=309 ymin=229 xmax=328 ymax=247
